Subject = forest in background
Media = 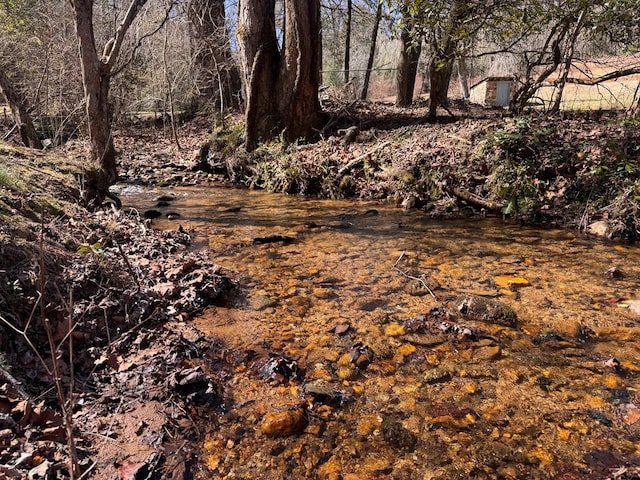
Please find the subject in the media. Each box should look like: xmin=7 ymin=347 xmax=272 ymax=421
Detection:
xmin=1 ymin=0 xmax=639 ymax=153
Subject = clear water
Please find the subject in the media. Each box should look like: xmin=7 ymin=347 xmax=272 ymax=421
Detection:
xmin=123 ymin=185 xmax=640 ymax=479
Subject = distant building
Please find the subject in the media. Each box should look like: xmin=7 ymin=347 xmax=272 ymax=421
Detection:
xmin=469 ymin=77 xmax=514 ymax=107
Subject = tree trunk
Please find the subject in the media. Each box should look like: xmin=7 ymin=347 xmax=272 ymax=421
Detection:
xmin=344 ymin=0 xmax=352 ymax=84
xmin=510 ymin=16 xmax=573 ymax=114
xmin=360 ymin=0 xmax=383 ymax=101
xmin=426 ymin=0 xmax=466 ymax=119
xmin=238 ymin=0 xmax=322 ymax=150
xmin=458 ymin=57 xmax=470 ymax=99
xmin=238 ymin=0 xmax=280 ymax=150
xmin=0 ymin=67 xmax=43 ymax=149
xmin=427 ymin=49 xmax=455 ymax=119
xmin=73 ymin=0 xmax=115 ymax=207
xmin=549 ymin=9 xmax=586 ymax=114
xmin=395 ymin=24 xmax=421 ymax=107
xmin=72 ymin=0 xmax=148 ymax=208
xmin=188 ymin=0 xmax=242 ymax=112
xmin=279 ymin=0 xmax=322 ymax=143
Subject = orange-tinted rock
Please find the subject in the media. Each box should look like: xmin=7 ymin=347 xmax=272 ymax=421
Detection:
xmin=260 ymin=408 xmax=308 ymax=437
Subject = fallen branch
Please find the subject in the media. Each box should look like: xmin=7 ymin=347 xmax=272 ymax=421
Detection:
xmin=449 ymin=187 xmax=505 ymax=211
xmin=0 ymin=364 xmax=30 ymax=400
xmin=337 ymin=141 xmax=391 ymax=176
xmin=393 ymin=251 xmax=436 ymax=299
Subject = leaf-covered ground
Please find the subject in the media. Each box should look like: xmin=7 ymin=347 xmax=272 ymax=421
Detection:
xmin=0 ymin=140 xmax=235 ymax=478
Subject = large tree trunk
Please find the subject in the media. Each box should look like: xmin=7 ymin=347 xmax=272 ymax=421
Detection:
xmin=238 ymin=0 xmax=322 ymax=150
xmin=360 ymin=0 xmax=383 ymax=101
xmin=188 ymin=0 xmax=242 ymax=113
xmin=426 ymin=0 xmax=466 ymax=119
xmin=428 ymin=51 xmax=455 ymax=118
xmin=238 ymin=0 xmax=280 ymax=150
xmin=0 ymin=66 xmax=43 ymax=149
xmin=279 ymin=0 xmax=322 ymax=142
xmin=395 ymin=23 xmax=421 ymax=107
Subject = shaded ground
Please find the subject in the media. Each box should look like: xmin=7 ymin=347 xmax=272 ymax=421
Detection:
xmin=0 ymin=141 xmax=235 ymax=478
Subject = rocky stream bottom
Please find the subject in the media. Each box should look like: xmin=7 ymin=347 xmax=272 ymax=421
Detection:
xmin=2 ymin=189 xmax=640 ymax=480
xmin=96 ymin=185 xmax=640 ymax=480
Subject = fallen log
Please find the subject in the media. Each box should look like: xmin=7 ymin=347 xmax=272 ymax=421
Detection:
xmin=448 ymin=187 xmax=504 ymax=212
xmin=337 ymin=141 xmax=391 ymax=176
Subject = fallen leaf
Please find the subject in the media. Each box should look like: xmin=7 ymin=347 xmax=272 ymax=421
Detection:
xmin=117 ymin=459 xmax=146 ymax=480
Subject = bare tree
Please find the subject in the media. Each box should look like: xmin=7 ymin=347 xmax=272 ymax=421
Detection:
xmin=188 ymin=0 xmax=242 ymax=113
xmin=360 ymin=0 xmax=383 ymax=100
xmin=71 ymin=0 xmax=150 ymax=208
xmin=509 ymin=9 xmax=581 ymax=113
xmin=0 ymin=66 xmax=43 ymax=149
xmin=344 ymin=0 xmax=352 ymax=83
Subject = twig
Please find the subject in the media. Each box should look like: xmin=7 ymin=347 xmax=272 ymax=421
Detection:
xmin=0 ymin=364 xmax=30 ymax=400
xmin=40 ymin=219 xmax=79 ymax=479
xmin=116 ymin=242 xmax=141 ymax=290
xmin=0 ymin=310 xmax=51 ymax=376
xmin=393 ymin=251 xmax=436 ymax=299
xmin=99 ymin=397 xmax=123 ymax=449
xmin=77 ymin=461 xmax=97 ymax=480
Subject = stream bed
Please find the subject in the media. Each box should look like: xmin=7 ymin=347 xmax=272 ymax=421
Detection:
xmin=123 ymin=185 xmax=640 ymax=480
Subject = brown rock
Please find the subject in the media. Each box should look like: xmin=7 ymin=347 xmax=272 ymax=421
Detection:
xmin=260 ymin=408 xmax=308 ymax=437
xmin=587 ymin=220 xmax=612 ymax=238
xmin=474 ymin=345 xmax=502 ymax=361
xmin=456 ymin=295 xmax=517 ymax=327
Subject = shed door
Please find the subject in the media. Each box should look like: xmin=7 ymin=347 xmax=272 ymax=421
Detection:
xmin=495 ymin=81 xmax=512 ymax=106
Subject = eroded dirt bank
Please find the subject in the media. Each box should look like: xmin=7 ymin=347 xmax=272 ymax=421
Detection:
xmin=0 ymin=141 xmax=235 ymax=478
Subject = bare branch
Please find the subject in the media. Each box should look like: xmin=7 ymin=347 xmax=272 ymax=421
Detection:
xmin=111 ymin=2 xmax=175 ymax=77
xmin=565 ymin=67 xmax=640 ymax=85
xmin=105 ymin=0 xmax=150 ymax=69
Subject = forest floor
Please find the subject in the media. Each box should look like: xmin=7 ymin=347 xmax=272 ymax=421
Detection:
xmin=0 ymin=101 xmax=639 ymax=479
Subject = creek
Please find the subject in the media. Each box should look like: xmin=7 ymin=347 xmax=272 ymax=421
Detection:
xmin=122 ymin=185 xmax=640 ymax=479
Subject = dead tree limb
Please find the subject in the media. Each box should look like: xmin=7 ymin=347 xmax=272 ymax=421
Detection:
xmin=449 ymin=187 xmax=505 ymax=211
xmin=337 ymin=141 xmax=390 ymax=176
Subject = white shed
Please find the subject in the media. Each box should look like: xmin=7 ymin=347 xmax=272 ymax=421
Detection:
xmin=469 ymin=77 xmax=514 ymax=107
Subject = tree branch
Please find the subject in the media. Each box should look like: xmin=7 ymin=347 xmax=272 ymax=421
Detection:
xmin=105 ymin=0 xmax=150 ymax=69
xmin=565 ymin=66 xmax=640 ymax=85
xmin=111 ymin=1 xmax=175 ymax=77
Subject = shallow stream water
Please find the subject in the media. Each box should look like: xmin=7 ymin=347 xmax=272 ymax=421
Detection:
xmin=123 ymin=185 xmax=640 ymax=479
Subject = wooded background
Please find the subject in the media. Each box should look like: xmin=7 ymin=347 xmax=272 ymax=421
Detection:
xmin=0 ymin=0 xmax=639 ymax=203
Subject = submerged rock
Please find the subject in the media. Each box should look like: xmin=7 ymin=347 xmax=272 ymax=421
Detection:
xmin=252 ymin=235 xmax=294 ymax=245
xmin=303 ymin=380 xmax=354 ymax=407
xmin=260 ymin=408 xmax=308 ymax=437
xmin=456 ymin=295 xmax=517 ymax=327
